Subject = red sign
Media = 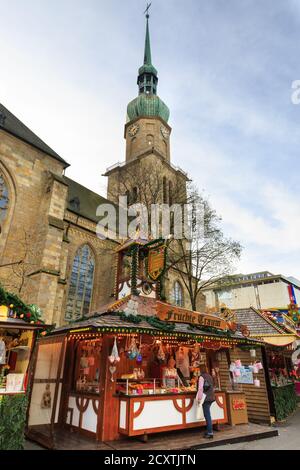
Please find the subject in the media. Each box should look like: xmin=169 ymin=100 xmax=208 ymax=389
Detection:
xmin=232 ymin=399 xmax=246 ymax=411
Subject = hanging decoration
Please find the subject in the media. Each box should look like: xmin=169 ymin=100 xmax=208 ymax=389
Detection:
xmin=127 ymin=336 xmax=139 ymax=360
xmin=109 ymin=337 xmax=120 ymax=364
xmin=136 ymin=336 xmax=143 ymax=363
xmin=108 ymin=337 xmax=120 ymax=382
xmin=157 ymin=342 xmax=166 ymax=363
xmin=219 ymin=306 xmax=237 ymax=322
xmin=0 ymin=337 xmax=6 ymax=364
xmin=250 ymin=349 xmax=256 ymax=358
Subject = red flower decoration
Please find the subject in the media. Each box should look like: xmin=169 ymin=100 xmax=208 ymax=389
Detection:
xmin=26 ymin=313 xmax=31 ymax=319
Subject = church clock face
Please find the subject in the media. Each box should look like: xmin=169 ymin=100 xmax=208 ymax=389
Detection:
xmin=160 ymin=125 xmax=170 ymax=139
xmin=128 ymin=123 xmax=140 ymax=138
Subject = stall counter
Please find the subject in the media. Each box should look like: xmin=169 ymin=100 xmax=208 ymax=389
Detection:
xmin=118 ymin=391 xmax=227 ymax=437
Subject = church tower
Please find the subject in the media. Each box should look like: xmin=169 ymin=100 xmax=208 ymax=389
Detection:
xmin=105 ymin=10 xmax=188 ymax=209
xmin=125 ymin=12 xmax=171 ymax=163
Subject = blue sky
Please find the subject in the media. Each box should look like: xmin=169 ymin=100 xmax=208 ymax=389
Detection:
xmin=1 ymin=0 xmax=300 ymax=277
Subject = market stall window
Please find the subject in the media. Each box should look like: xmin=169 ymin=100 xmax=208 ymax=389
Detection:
xmin=268 ymin=351 xmax=293 ymax=387
xmin=65 ymin=244 xmax=95 ymax=322
xmin=173 ymin=281 xmax=184 ymax=307
xmin=0 ymin=328 xmax=33 ymax=393
xmin=73 ymin=339 xmax=102 ymax=394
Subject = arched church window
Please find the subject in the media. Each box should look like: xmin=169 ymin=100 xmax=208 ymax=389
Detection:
xmin=169 ymin=181 xmax=173 ymax=205
xmin=65 ymin=244 xmax=95 ymax=322
xmin=132 ymin=187 xmax=138 ymax=204
xmin=0 ymin=174 xmax=9 ymax=234
xmin=163 ymin=177 xmax=168 ymax=204
xmin=163 ymin=140 xmax=168 ymax=156
xmin=174 ymin=281 xmax=184 ymax=307
xmin=125 ymin=190 xmax=131 ymax=205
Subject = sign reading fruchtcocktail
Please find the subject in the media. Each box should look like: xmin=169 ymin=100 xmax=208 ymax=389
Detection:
xmin=156 ymin=302 xmax=228 ymax=331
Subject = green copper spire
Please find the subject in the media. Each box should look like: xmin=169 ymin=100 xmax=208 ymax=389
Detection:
xmin=144 ymin=15 xmax=152 ymax=66
xmin=138 ymin=11 xmax=158 ymax=94
xmin=126 ymin=7 xmax=170 ymax=123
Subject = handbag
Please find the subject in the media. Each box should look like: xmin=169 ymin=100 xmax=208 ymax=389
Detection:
xmin=196 ymin=393 xmax=206 ymax=420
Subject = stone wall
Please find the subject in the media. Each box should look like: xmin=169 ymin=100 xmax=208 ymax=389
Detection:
xmin=125 ymin=116 xmax=171 ymax=163
xmin=0 ymin=130 xmax=67 ymax=323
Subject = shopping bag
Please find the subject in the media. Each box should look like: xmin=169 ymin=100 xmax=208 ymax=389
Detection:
xmin=196 ymin=393 xmax=206 ymax=420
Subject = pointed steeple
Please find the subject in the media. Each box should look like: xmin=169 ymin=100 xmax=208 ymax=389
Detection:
xmin=126 ymin=7 xmax=170 ymax=123
xmin=144 ymin=15 xmax=152 ymax=66
xmin=137 ymin=12 xmax=158 ymax=95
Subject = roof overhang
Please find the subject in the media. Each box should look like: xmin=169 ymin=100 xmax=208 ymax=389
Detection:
xmin=250 ymin=334 xmax=299 ymax=347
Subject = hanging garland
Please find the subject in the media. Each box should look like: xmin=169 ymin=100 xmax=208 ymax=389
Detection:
xmin=0 ymin=284 xmax=51 ymax=336
xmin=116 ymin=311 xmax=175 ymax=332
xmin=130 ymin=245 xmax=139 ymax=295
xmin=119 ymin=312 xmax=143 ymax=324
xmin=187 ymin=323 xmax=235 ymax=338
xmin=146 ymin=316 xmax=175 ymax=332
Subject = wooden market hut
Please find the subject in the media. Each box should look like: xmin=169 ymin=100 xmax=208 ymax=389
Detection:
xmin=26 ymin=295 xmax=275 ymax=449
xmin=235 ymin=307 xmax=299 ymax=421
xmin=0 ymin=308 xmax=44 ymax=449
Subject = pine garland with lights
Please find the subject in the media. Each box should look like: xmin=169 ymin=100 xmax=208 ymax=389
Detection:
xmin=130 ymin=245 xmax=139 ymax=295
xmin=0 ymin=284 xmax=50 ymax=336
xmin=187 ymin=323 xmax=235 ymax=338
xmin=116 ymin=311 xmax=175 ymax=332
xmin=119 ymin=312 xmax=143 ymax=324
xmin=146 ymin=315 xmax=175 ymax=332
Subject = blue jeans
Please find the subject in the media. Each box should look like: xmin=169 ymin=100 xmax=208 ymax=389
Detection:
xmin=202 ymin=401 xmax=213 ymax=435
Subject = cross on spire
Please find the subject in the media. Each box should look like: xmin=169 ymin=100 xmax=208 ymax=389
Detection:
xmin=144 ymin=2 xmax=151 ymax=19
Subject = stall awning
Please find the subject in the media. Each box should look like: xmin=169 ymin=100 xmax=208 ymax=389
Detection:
xmin=250 ymin=334 xmax=298 ymax=347
xmin=0 ymin=317 xmax=44 ymax=331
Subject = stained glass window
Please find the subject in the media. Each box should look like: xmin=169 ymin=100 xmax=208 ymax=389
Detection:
xmin=0 ymin=174 xmax=9 ymax=232
xmin=65 ymin=245 xmax=95 ymax=322
xmin=174 ymin=281 xmax=184 ymax=307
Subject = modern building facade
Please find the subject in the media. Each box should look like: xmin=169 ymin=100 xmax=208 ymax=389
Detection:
xmin=203 ymin=271 xmax=300 ymax=311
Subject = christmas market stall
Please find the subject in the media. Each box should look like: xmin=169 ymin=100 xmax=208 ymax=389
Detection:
xmin=0 ymin=288 xmax=46 ymax=450
xmin=235 ymin=307 xmax=299 ymax=422
xmin=26 ymin=240 xmax=273 ymax=447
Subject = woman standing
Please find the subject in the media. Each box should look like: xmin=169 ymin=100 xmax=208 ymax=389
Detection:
xmin=196 ymin=366 xmax=215 ymax=439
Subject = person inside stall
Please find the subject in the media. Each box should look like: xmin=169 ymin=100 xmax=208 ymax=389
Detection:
xmin=196 ymin=365 xmax=215 ymax=439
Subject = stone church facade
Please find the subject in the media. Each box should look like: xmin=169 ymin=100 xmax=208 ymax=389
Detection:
xmin=0 ymin=17 xmax=205 ymax=326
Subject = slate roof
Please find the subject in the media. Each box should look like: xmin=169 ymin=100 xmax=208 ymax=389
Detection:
xmin=234 ymin=307 xmax=283 ymax=336
xmin=53 ymin=312 xmax=257 ymax=342
xmin=0 ymin=317 xmax=44 ymax=330
xmin=64 ymin=177 xmax=129 ymax=238
xmin=64 ymin=176 xmax=110 ymax=224
xmin=0 ymin=102 xmax=69 ymax=167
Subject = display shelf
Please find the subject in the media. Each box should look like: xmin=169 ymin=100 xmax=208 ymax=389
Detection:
xmin=115 ymin=390 xmax=197 ymax=398
xmin=0 ymin=391 xmax=25 ymax=396
xmin=8 ymin=346 xmax=30 ymax=352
